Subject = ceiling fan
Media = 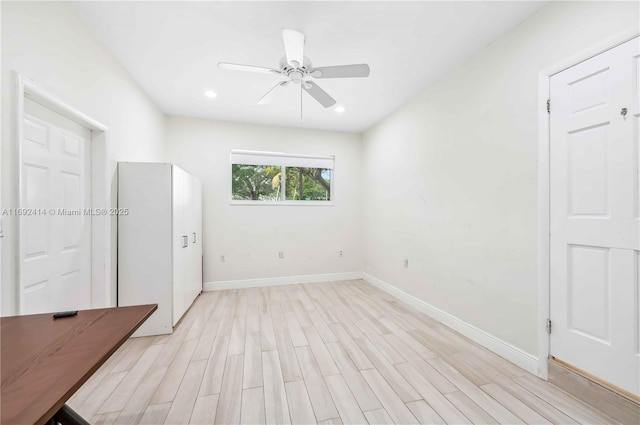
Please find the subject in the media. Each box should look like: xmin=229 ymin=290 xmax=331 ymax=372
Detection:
xmin=218 ymin=29 xmax=370 ymax=111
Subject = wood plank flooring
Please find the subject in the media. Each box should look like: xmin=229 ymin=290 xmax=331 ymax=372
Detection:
xmin=68 ymin=280 xmax=620 ymax=424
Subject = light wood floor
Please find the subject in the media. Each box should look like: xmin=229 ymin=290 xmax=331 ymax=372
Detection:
xmin=69 ymin=280 xmax=619 ymax=425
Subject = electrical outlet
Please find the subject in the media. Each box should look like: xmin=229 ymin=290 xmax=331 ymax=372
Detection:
xmin=403 ymin=258 xmax=409 ymax=268
xmin=279 ymin=251 xmax=284 ymax=259
xmin=339 ymin=250 xmax=343 ymax=257
xmin=220 ymin=255 xmax=225 ymax=262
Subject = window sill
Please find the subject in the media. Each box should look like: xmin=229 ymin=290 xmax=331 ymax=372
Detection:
xmin=230 ymin=200 xmax=334 ymax=206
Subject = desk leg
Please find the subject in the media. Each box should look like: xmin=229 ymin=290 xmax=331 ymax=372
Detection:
xmin=51 ymin=404 xmax=90 ymax=425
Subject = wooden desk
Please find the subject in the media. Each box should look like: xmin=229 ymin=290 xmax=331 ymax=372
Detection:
xmin=1 ymin=305 xmax=157 ymax=425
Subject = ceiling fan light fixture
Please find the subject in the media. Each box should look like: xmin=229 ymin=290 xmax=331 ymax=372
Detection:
xmin=204 ymin=90 xmax=218 ymax=98
xmin=218 ymin=29 xmax=369 ymax=115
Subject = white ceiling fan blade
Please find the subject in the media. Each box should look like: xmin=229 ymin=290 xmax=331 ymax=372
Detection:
xmin=282 ymin=29 xmax=305 ymax=67
xmin=311 ymin=64 xmax=370 ymax=79
xmin=218 ymin=62 xmax=280 ymax=75
xmin=257 ymin=81 xmax=289 ymax=105
xmin=302 ymin=81 xmax=336 ymax=108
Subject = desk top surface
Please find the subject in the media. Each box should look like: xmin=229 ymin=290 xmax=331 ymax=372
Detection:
xmin=1 ymin=304 xmax=157 ymax=425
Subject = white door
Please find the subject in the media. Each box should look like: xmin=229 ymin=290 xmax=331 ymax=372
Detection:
xmin=550 ymin=37 xmax=640 ymax=396
xmin=183 ymin=172 xmax=195 ymax=305
xmin=20 ymin=99 xmax=92 ymax=314
xmin=192 ymin=177 xmax=203 ymax=299
xmin=172 ymin=166 xmax=186 ymax=325
xmin=186 ymin=175 xmax=202 ymax=304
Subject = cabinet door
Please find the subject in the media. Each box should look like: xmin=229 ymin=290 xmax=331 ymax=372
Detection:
xmin=184 ymin=174 xmax=202 ymax=305
xmin=182 ymin=173 xmax=195 ymax=306
xmin=191 ymin=177 xmax=203 ymax=298
xmin=172 ymin=166 xmax=186 ymax=325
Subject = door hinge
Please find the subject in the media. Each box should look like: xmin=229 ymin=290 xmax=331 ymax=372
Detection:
xmin=546 ymin=319 xmax=552 ymax=334
xmin=546 ymin=99 xmax=551 ymax=113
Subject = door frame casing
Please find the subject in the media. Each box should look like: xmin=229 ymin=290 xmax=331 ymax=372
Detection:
xmin=15 ymin=74 xmax=111 ymax=312
xmin=537 ymin=27 xmax=640 ymax=379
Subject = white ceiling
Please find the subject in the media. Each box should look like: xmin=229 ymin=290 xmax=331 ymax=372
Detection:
xmin=71 ymin=1 xmax=546 ymax=133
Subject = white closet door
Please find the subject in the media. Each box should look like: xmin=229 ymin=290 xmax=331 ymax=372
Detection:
xmin=172 ymin=166 xmax=186 ymax=325
xmin=183 ymin=173 xmax=197 ymax=305
xmin=193 ymin=177 xmax=203 ymax=297
xmin=189 ymin=177 xmax=203 ymax=302
xmin=549 ymin=37 xmax=639 ymax=396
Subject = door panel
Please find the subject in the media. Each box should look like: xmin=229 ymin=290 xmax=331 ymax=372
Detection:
xmin=193 ymin=177 xmax=203 ymax=298
xmin=183 ymin=172 xmax=194 ymax=305
xmin=568 ymin=123 xmax=610 ymax=216
xmin=187 ymin=176 xmax=202 ymax=303
xmin=550 ymin=37 xmax=640 ymax=396
xmin=24 ymin=280 xmax=49 ymax=314
xmin=61 ymin=171 xmax=82 ymax=249
xmin=23 ymin=163 xmax=49 ymax=258
xmin=172 ymin=166 xmax=185 ymax=325
xmin=20 ymin=99 xmax=92 ymax=314
xmin=567 ymin=245 xmax=610 ymax=342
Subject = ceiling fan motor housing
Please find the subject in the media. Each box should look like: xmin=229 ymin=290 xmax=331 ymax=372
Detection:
xmin=280 ymin=56 xmax=312 ymax=84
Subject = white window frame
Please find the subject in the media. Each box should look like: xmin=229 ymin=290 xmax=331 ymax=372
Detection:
xmin=229 ymin=150 xmax=335 ymax=206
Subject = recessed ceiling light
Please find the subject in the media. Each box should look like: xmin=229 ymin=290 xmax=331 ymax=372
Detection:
xmin=335 ymin=105 xmax=346 ymax=113
xmin=204 ymin=90 xmax=217 ymax=98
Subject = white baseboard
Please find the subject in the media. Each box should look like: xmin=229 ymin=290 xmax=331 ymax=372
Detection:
xmin=362 ymin=272 xmax=540 ymax=376
xmin=203 ymin=271 xmax=363 ymax=291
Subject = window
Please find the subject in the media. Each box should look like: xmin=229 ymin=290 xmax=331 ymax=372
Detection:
xmin=230 ymin=150 xmax=334 ymax=204
xmin=231 ymin=164 xmax=282 ymax=201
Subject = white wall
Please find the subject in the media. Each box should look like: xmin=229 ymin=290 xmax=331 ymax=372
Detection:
xmin=1 ymin=1 xmax=166 ymax=315
xmin=3 ymin=0 xmax=636 ymax=364
xmin=165 ymin=116 xmax=362 ymax=285
xmin=362 ymin=0 xmax=639 ymax=356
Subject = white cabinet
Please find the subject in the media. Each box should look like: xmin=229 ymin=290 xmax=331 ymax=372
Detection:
xmin=118 ymin=162 xmax=202 ymax=337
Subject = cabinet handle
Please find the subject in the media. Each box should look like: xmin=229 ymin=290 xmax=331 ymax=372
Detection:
xmin=192 ymin=232 xmax=197 ymax=243
xmin=182 ymin=235 xmax=188 ymax=248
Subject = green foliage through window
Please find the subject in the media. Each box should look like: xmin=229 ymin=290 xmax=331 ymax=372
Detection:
xmin=285 ymin=167 xmax=331 ymax=201
xmin=231 ymin=164 xmax=331 ymax=202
